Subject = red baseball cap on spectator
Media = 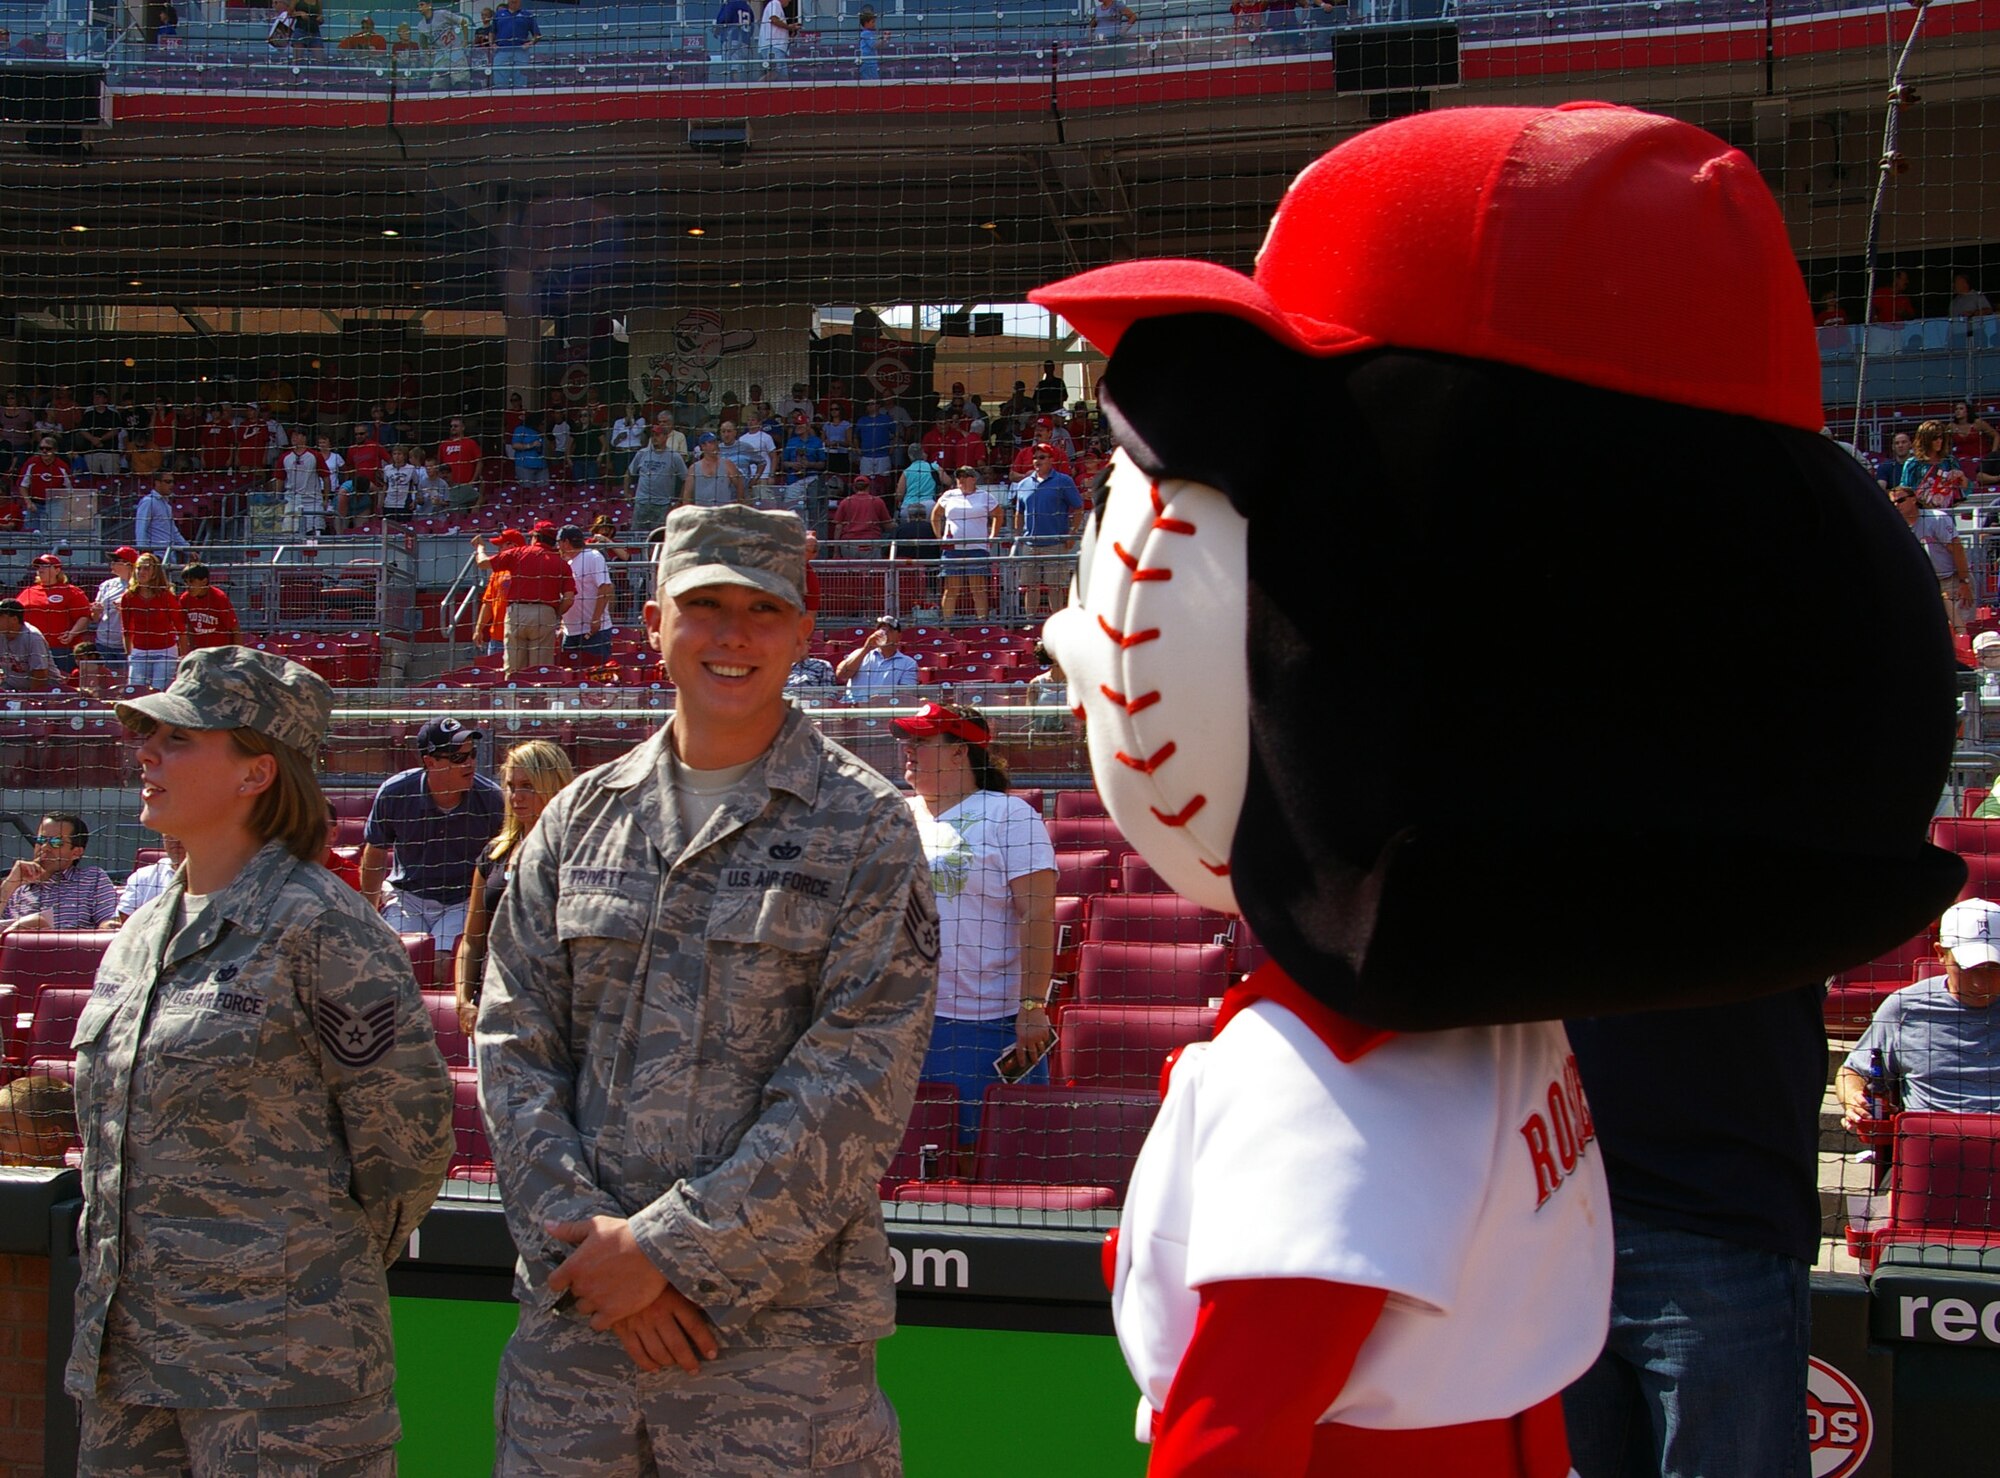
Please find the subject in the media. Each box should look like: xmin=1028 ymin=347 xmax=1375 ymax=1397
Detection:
xmin=531 ymin=520 xmax=559 ymax=542
xmin=32 ymin=553 xmax=62 ymax=568
xmin=1032 ymin=443 xmax=1057 ymax=457
xmin=111 ymin=546 xmax=140 ymax=563
xmin=1032 ymin=101 xmax=1822 ymax=432
xmin=853 ymin=475 xmax=873 ymax=489
xmin=496 ymin=528 xmax=525 ymax=549
xmin=893 ymin=701 xmax=991 ymax=745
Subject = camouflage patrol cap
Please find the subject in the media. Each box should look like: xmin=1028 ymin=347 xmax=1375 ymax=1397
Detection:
xmin=657 ymin=504 xmax=806 ymax=611
xmin=114 ymin=645 xmax=333 ymax=756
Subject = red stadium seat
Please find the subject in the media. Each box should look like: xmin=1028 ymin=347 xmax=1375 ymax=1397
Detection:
xmin=0 ymin=932 xmax=112 ymax=1041
xmin=1934 ymin=817 xmax=2000 ymax=854
xmin=1075 ymin=941 xmax=1232 ymax=1008
xmin=1118 ymin=854 xmax=1174 ymax=894
xmin=1966 ymin=788 xmax=1991 ymax=817
xmin=424 ymin=991 xmax=470 ymax=1068
xmin=972 ymin=1084 xmax=1159 ymax=1196
xmin=1054 ymin=849 xmax=1118 ymax=900
xmin=1049 ymin=813 xmax=1130 ymax=854
xmin=879 ymin=1081 xmax=961 ymax=1197
xmin=1085 ymin=893 xmax=1232 ymax=947
xmin=1825 ymin=930 xmax=1938 ymax=1034
xmin=1053 ymin=895 xmax=1086 ymax=978
xmin=1232 ymin=919 xmax=1270 ymax=978
xmin=1010 ymin=788 xmax=1044 ymax=816
xmin=1871 ymin=1112 xmax=2000 ymax=1266
xmin=1054 ymin=790 xmax=1111 ymax=821
xmin=1960 ymin=853 xmax=2000 ymax=902
xmin=448 ymin=1066 xmax=491 ymax=1176
xmin=894 ymin=1183 xmax=1117 ymax=1210
xmin=25 ymin=987 xmax=92 ymax=1069
xmin=1053 ymin=1005 xmax=1218 ymax=1091
xmin=400 ymin=933 xmax=438 ymax=991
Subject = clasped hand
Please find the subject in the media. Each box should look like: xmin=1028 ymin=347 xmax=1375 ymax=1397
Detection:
xmin=547 ymin=1215 xmax=721 ymax=1374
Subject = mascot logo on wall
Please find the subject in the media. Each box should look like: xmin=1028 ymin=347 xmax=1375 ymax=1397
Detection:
xmin=1807 ymin=1357 xmax=1874 ymax=1477
xmin=641 ymin=308 xmax=758 ymax=411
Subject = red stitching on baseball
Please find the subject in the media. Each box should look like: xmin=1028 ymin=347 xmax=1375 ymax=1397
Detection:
xmin=1148 ymin=483 xmax=1196 ymax=536
xmin=1070 ymin=704 xmax=1088 ymax=721
xmin=1201 ymin=860 xmax=1232 ymax=876
xmin=1099 ymin=685 xmax=1161 ymax=716
xmin=1114 ymin=741 xmax=1177 ymax=774
xmin=1098 ymin=615 xmax=1160 ymax=648
xmin=1111 ymin=541 xmax=1172 ymax=581
xmin=1151 ymin=795 xmax=1207 ymax=827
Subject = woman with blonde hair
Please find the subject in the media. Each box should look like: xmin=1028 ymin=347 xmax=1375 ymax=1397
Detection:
xmin=119 ymin=552 xmax=186 ymax=691
xmin=454 ymin=738 xmax=576 ymax=1033
xmin=70 ymin=646 xmax=452 ymax=1473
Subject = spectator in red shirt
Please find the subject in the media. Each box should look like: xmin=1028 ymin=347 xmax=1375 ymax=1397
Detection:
xmin=16 ymin=433 xmax=72 ymax=529
xmin=438 ymin=416 xmax=483 ymax=505
xmin=120 ymin=553 xmax=188 ymax=690
xmin=46 ymin=385 xmax=82 ymax=438
xmin=1813 ymin=291 xmax=1848 ymax=328
xmin=1871 ymin=269 xmax=1917 ymax=324
xmin=1009 ymin=438 xmax=1074 ymax=479
xmin=197 ymin=406 xmax=235 ymax=472
xmin=346 ymin=423 xmax=386 ymax=488
xmin=471 ymin=520 xmax=576 ymax=673
xmin=16 ymin=554 xmax=92 ymax=673
xmin=830 ymin=475 xmax=892 ymax=554
xmin=234 ymin=409 xmax=271 ymax=471
xmin=177 ymin=563 xmax=240 ymax=650
xmin=0 ymin=488 xmax=25 ymax=533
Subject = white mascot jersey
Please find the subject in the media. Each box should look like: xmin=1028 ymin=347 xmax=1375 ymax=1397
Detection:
xmin=1043 ymin=452 xmax=1613 ymax=1441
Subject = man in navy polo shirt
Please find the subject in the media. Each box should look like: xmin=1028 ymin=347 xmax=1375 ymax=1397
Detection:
xmin=359 ymin=717 xmax=504 ymax=953
xmin=491 ymin=0 xmax=539 ymax=84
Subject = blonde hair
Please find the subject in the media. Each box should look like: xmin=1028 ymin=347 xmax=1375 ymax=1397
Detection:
xmin=494 ymin=739 xmax=575 ymax=858
xmin=130 ymin=552 xmax=169 ymax=597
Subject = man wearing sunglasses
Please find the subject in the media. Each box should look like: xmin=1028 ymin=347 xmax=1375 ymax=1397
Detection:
xmin=358 ymin=717 xmax=504 ymax=952
xmin=1891 ymin=478 xmax=1970 ymax=632
xmin=0 ymin=812 xmax=118 ymax=935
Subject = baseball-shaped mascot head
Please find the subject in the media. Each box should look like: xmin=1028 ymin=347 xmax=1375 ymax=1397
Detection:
xmin=1036 ymin=102 xmax=1964 ymax=1032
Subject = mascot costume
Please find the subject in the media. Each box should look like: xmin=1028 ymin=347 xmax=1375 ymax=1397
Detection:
xmin=1031 ymin=102 xmax=1964 ymax=1476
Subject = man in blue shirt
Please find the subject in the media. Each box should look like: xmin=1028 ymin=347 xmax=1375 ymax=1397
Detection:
xmin=491 ymin=0 xmax=539 ymax=84
xmin=855 ymin=398 xmax=898 ymax=480
xmin=834 ymin=615 xmax=920 ymax=698
xmin=1839 ymin=897 xmax=2000 ymax=1121
xmin=712 ymin=0 xmax=751 ymax=65
xmin=1011 ymin=444 xmax=1083 ymax=618
xmin=358 ymin=717 xmax=504 ymax=953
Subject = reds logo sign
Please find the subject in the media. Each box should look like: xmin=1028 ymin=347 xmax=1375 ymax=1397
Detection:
xmin=1807 ymin=1357 xmax=1873 ymax=1477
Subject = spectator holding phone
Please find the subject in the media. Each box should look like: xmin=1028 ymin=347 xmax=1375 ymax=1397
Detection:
xmin=895 ymin=701 xmax=1056 ymax=1147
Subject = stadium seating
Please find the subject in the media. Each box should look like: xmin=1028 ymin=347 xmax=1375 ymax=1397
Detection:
xmin=1054 ymin=848 xmax=1119 ymax=900
xmin=448 ymin=1066 xmax=492 ymax=1179
xmin=24 ymin=987 xmax=92 ymax=1074
xmin=424 ymin=991 xmax=471 ymax=1068
xmin=1931 ymin=817 xmax=2000 ymax=855
xmin=1870 ymin=1111 xmax=2000 ymax=1266
xmin=1053 ymin=790 xmax=1112 ymax=822
xmin=879 ymin=1082 xmax=963 ymax=1198
xmin=1084 ymin=893 xmax=1232 ymax=947
xmin=969 ymin=1084 xmax=1160 ymax=1197
xmin=894 ymin=1183 xmax=1117 ymax=1209
xmin=1826 ymin=930 xmax=1938 ymax=1035
xmin=1075 ymin=941 xmax=1232 ymax=1008
xmin=1053 ymin=1004 xmax=1218 ymax=1091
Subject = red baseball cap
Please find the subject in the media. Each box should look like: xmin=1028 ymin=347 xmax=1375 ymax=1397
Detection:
xmin=892 ymin=702 xmax=991 ymax=745
xmin=531 ymin=519 xmax=559 ymax=536
xmin=497 ymin=528 xmax=526 ymax=549
xmin=111 ymin=546 xmax=140 ymax=563
xmin=32 ymin=553 xmax=62 ymax=568
xmin=1032 ymin=102 xmax=1821 ymax=432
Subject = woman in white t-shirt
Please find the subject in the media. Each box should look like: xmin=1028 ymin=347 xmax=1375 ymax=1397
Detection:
xmin=610 ymin=403 xmax=648 ymax=481
xmin=930 ymin=464 xmax=1003 ymax=622
xmin=894 ymin=701 xmax=1056 ymax=1147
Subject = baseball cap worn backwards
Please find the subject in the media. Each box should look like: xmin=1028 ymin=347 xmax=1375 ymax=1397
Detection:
xmin=1031 ymin=102 xmax=1823 ymax=432
xmin=115 ymin=646 xmax=332 ymax=757
xmin=658 ymin=504 xmax=807 ymax=611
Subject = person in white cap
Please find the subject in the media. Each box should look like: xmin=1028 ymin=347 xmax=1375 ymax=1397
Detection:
xmin=1838 ymin=898 xmax=2000 ymax=1127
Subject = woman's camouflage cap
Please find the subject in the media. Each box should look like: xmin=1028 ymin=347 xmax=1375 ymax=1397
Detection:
xmin=657 ymin=504 xmax=806 ymax=611
xmin=114 ymin=645 xmax=334 ymax=755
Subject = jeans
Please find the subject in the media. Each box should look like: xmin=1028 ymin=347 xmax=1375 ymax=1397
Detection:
xmin=1562 ymin=1216 xmax=1811 ymax=1478
xmin=561 ymin=629 xmax=613 ymax=658
xmin=127 ymin=646 xmax=180 ymax=690
xmin=921 ymin=1013 xmax=1047 ymax=1144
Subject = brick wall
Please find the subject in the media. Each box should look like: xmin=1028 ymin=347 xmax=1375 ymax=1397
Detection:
xmin=0 ymin=1254 xmax=49 ymax=1478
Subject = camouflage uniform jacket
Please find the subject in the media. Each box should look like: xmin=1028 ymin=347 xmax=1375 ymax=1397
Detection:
xmin=478 ymin=708 xmax=940 ymax=1349
xmin=66 ymin=841 xmax=455 ymax=1407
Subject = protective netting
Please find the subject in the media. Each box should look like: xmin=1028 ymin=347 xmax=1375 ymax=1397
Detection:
xmin=3 ymin=0 xmax=2000 ymax=1251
